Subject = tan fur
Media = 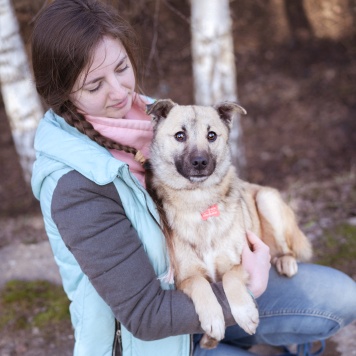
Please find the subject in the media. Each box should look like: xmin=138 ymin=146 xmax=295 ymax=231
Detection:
xmin=146 ymin=100 xmax=313 ymax=349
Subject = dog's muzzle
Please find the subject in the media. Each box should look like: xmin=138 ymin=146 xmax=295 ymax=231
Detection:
xmin=175 ymin=150 xmax=216 ymax=181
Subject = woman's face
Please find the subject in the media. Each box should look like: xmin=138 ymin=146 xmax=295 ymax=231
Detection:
xmin=70 ymin=36 xmax=136 ymax=118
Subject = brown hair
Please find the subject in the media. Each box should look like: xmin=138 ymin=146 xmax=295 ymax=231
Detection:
xmin=32 ymin=0 xmax=141 ymax=156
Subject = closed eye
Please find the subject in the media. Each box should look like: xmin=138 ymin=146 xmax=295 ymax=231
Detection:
xmin=88 ymin=83 xmax=102 ymax=93
xmin=85 ymin=56 xmax=129 ymax=93
xmin=116 ymin=64 xmax=129 ymax=74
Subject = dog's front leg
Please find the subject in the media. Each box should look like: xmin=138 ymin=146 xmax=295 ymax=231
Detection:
xmin=222 ymin=265 xmax=259 ymax=335
xmin=179 ymin=276 xmax=225 ymax=349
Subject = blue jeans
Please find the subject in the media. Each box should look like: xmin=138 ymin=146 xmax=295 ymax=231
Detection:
xmin=193 ymin=263 xmax=356 ymax=355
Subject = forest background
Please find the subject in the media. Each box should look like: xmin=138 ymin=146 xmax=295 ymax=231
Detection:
xmin=0 ymin=0 xmax=355 ymax=355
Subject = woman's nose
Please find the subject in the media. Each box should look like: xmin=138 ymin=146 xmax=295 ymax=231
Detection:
xmin=107 ymin=76 xmax=126 ymax=98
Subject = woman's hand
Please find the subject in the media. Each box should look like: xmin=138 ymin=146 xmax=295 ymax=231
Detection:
xmin=241 ymin=231 xmax=271 ymax=298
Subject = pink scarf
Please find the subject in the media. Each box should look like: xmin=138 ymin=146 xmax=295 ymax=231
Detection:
xmin=85 ymin=94 xmax=153 ymax=187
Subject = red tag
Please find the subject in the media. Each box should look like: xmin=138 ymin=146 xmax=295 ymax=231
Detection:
xmin=201 ymin=204 xmax=220 ymax=220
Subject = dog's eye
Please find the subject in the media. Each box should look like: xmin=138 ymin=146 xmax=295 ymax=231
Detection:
xmin=174 ymin=131 xmax=186 ymax=142
xmin=207 ymin=131 xmax=217 ymax=142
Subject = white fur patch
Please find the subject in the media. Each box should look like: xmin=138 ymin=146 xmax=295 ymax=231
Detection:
xmin=203 ymin=250 xmax=217 ymax=281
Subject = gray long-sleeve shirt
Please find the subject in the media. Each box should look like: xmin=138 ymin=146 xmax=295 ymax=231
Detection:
xmin=51 ymin=170 xmax=236 ymax=341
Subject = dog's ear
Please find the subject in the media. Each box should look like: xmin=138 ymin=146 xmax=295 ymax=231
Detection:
xmin=146 ymin=99 xmax=176 ymax=123
xmin=213 ymin=101 xmax=247 ymax=128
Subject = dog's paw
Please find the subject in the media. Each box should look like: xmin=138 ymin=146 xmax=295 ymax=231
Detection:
xmin=199 ymin=334 xmax=219 ymax=349
xmin=231 ymin=299 xmax=259 ymax=335
xmin=198 ymin=307 xmax=225 ymax=342
xmin=273 ymin=255 xmax=298 ymax=277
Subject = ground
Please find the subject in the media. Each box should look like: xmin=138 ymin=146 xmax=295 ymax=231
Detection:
xmin=0 ymin=0 xmax=355 ymax=355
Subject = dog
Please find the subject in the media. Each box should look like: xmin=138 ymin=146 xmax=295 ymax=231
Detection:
xmin=145 ymin=99 xmax=313 ymax=349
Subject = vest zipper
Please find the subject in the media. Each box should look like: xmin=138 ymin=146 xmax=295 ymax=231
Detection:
xmin=190 ymin=334 xmax=194 ymax=356
xmin=112 ymin=321 xmax=122 ymax=356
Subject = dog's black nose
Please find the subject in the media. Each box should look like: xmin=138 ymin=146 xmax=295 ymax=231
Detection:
xmin=191 ymin=156 xmax=209 ymax=169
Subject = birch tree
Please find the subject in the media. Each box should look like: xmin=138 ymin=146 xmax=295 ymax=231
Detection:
xmin=0 ymin=0 xmax=43 ymax=184
xmin=190 ymin=0 xmax=246 ymax=174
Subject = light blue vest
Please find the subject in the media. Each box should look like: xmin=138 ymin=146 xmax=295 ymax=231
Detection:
xmin=31 ymin=110 xmax=191 ymax=356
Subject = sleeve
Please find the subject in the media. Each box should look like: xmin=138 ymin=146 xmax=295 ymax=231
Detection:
xmin=51 ymin=170 xmax=236 ymax=341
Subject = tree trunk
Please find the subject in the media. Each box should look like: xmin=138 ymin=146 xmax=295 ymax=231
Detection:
xmin=302 ymin=0 xmax=354 ymax=41
xmin=0 ymin=0 xmax=43 ymax=184
xmin=190 ymin=0 xmax=246 ymax=175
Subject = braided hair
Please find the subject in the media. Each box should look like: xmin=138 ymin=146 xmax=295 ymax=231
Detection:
xmin=61 ymin=101 xmax=139 ymax=158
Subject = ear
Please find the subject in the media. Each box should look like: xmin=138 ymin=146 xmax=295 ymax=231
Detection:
xmin=146 ymin=99 xmax=176 ymax=123
xmin=213 ymin=101 xmax=247 ymax=128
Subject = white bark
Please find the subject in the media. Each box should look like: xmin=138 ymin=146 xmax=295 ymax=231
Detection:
xmin=190 ymin=0 xmax=246 ymax=174
xmin=0 ymin=0 xmax=43 ymax=184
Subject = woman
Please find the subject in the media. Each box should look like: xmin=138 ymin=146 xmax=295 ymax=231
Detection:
xmin=31 ymin=0 xmax=356 ymax=355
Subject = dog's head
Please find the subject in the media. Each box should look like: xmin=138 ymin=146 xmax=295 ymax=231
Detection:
xmin=147 ymin=99 xmax=246 ymax=189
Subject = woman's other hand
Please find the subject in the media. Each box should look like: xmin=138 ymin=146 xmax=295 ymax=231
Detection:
xmin=242 ymin=231 xmax=271 ymax=298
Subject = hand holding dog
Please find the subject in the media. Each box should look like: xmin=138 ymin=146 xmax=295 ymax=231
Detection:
xmin=242 ymin=231 xmax=271 ymax=298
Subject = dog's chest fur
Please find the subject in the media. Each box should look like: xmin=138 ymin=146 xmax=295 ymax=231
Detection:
xmin=155 ymin=168 xmax=254 ymax=282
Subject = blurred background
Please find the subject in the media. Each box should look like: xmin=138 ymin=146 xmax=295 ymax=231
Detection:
xmin=0 ymin=0 xmax=355 ymax=355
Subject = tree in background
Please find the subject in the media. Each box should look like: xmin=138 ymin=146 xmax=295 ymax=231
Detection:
xmin=0 ymin=0 xmax=43 ymax=184
xmin=302 ymin=0 xmax=354 ymax=41
xmin=190 ymin=0 xmax=246 ymax=175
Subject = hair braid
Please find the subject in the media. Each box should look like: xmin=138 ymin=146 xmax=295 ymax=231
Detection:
xmin=62 ymin=102 xmax=138 ymax=157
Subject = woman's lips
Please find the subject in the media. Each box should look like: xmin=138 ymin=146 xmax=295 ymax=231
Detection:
xmin=111 ymin=96 xmax=128 ymax=109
